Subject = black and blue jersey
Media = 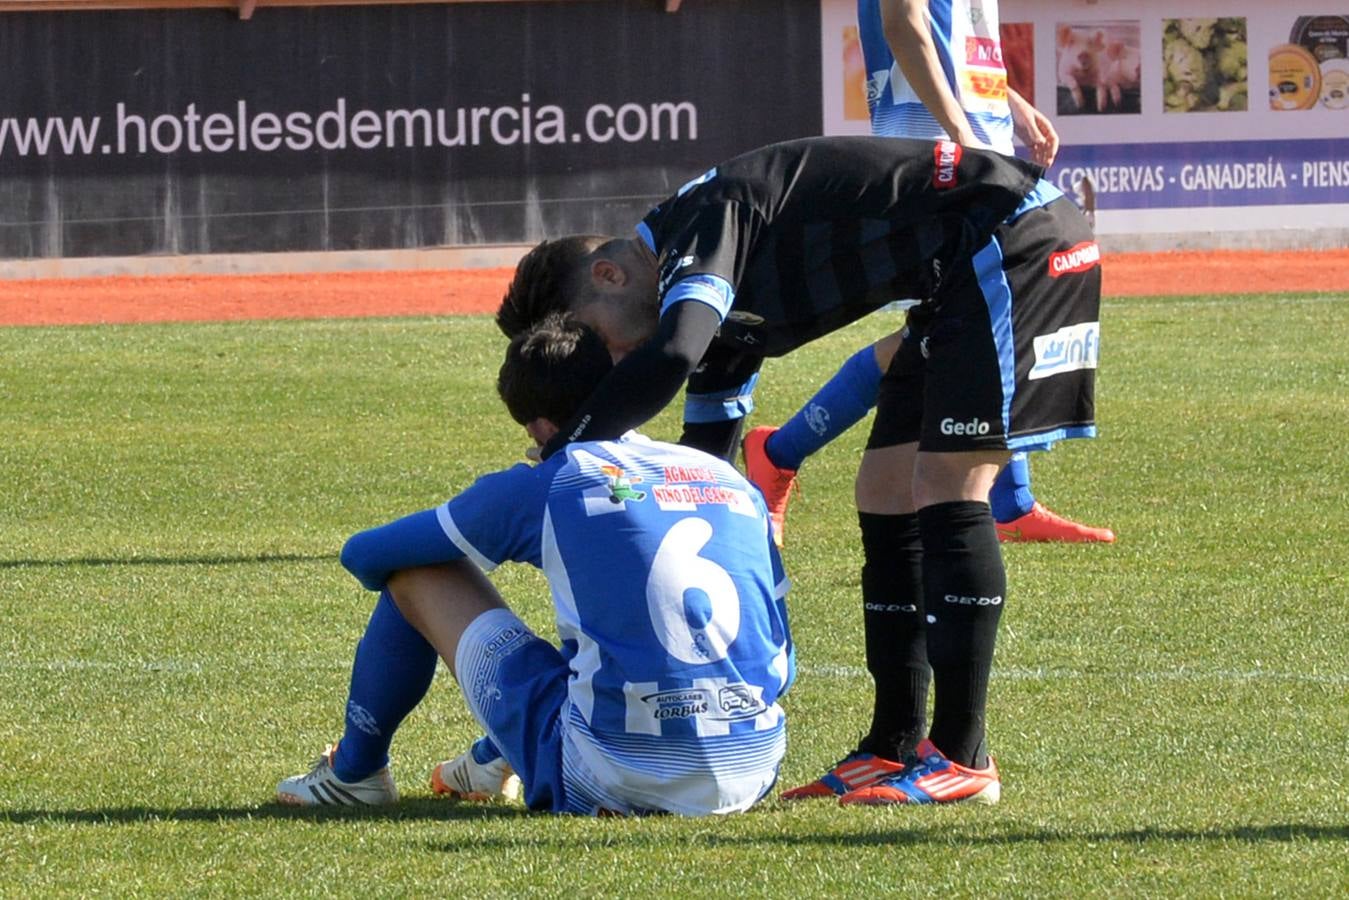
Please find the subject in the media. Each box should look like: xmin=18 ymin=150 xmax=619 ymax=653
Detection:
xmin=639 ymin=135 xmax=1040 ymax=357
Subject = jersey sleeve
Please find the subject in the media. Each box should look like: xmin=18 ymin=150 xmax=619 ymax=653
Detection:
xmin=339 ymin=463 xmax=548 ymax=591
xmin=433 ymin=463 xmax=549 ymax=571
xmin=661 ymin=274 xmax=736 ymax=321
xmin=653 ymin=200 xmax=757 ymax=322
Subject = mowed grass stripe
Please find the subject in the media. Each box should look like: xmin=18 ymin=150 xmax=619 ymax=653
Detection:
xmin=1 ymin=294 xmax=1346 ymax=897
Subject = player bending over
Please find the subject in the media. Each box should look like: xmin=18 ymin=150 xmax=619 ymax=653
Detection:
xmin=276 ymin=314 xmax=793 ymax=816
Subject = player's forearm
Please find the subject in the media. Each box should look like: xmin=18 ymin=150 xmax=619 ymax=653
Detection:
xmin=1006 ymin=87 xmax=1060 ymax=166
xmin=542 ymin=338 xmax=692 ymax=457
xmin=883 ymin=0 xmax=976 ymax=145
xmin=542 ymin=299 xmax=721 ymax=458
xmin=341 ymin=508 xmax=462 ymax=591
xmin=1005 ymin=87 xmax=1038 ymax=143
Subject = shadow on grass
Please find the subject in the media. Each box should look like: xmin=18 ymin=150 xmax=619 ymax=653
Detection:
xmin=422 ymin=821 xmax=1349 ymax=852
xmin=5 ymin=805 xmax=1346 ymax=850
xmin=0 ymin=552 xmax=336 ymax=569
xmin=1 ymin=799 xmax=521 ymax=825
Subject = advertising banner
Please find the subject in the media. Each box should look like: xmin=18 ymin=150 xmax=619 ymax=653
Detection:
xmin=820 ymin=0 xmax=1349 ymax=240
xmin=0 ymin=1 xmax=821 ymax=259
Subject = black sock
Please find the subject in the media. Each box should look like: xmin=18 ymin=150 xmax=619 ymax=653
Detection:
xmin=918 ymin=500 xmax=1006 ymax=769
xmin=858 ymin=511 xmax=929 ymax=761
xmin=680 ymin=419 xmax=745 ymax=462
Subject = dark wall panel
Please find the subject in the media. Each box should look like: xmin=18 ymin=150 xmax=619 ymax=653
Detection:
xmin=0 ymin=1 xmax=823 ymax=258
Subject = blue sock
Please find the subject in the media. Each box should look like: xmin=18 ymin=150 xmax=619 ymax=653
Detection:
xmin=766 ymin=346 xmax=883 ymax=470
xmin=471 ymin=735 xmax=504 ymax=763
xmin=989 ymin=452 xmax=1036 ymax=523
xmin=331 ymin=590 xmax=440 ymax=781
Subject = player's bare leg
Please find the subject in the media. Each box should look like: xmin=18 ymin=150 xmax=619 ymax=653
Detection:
xmin=910 ymin=449 xmax=1005 ymax=509
xmin=388 ymin=562 xmax=523 ymax=802
xmin=386 ymin=560 xmax=508 ymax=680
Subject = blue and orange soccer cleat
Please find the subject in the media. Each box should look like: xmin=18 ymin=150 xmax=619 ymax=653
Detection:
xmin=780 ymin=750 xmax=908 ymax=800
xmin=838 ymin=739 xmax=1000 ymax=806
xmin=742 ymin=426 xmax=798 ymax=549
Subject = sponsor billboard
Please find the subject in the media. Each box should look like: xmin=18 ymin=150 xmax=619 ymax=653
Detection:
xmin=820 ymin=0 xmax=1349 ymax=238
xmin=0 ymin=2 xmax=821 ymax=259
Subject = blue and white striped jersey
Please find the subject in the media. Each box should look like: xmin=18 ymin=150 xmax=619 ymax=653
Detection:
xmin=436 ymin=433 xmax=794 ymax=813
xmin=858 ymin=0 xmax=1013 ymax=152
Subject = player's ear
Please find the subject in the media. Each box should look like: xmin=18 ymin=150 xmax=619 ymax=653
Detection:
xmin=525 ymin=417 xmax=560 ymax=446
xmin=590 ymin=257 xmax=627 ymax=287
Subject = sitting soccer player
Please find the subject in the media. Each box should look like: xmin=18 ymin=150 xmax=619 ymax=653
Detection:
xmin=742 ymin=325 xmax=1115 ymax=547
xmin=276 ymin=314 xmax=793 ymax=816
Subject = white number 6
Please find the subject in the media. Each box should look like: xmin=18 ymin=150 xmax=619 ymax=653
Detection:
xmin=645 ymin=517 xmax=740 ymax=664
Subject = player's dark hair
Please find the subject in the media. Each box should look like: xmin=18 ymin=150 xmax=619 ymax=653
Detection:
xmin=497 ymin=313 xmax=613 ymax=426
xmin=496 ymin=235 xmax=609 ymax=338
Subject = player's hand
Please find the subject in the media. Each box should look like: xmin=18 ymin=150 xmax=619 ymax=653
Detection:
xmin=524 ymin=444 xmax=543 ymax=463
xmin=1008 ymin=89 xmax=1060 ymax=168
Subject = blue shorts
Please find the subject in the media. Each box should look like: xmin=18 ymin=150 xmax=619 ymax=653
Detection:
xmin=454 ymin=608 xmax=570 ymax=812
xmin=456 ymin=608 xmax=785 ymax=816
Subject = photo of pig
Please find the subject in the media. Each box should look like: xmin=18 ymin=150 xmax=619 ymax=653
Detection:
xmin=1056 ymin=21 xmax=1142 ymax=115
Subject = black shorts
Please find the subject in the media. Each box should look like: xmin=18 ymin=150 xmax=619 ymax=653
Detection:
xmin=867 ymin=195 xmax=1100 ymax=453
xmin=682 ymin=343 xmax=766 ymax=424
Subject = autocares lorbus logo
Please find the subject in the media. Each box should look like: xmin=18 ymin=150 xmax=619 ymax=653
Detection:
xmin=932 ymin=140 xmax=962 ymax=189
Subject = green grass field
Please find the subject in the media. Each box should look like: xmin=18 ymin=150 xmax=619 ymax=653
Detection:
xmin=2 ymin=292 xmax=1346 ymax=897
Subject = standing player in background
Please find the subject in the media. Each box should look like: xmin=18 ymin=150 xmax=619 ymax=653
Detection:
xmin=277 ymin=315 xmax=793 ymax=817
xmin=744 ymin=0 xmax=1114 ymax=551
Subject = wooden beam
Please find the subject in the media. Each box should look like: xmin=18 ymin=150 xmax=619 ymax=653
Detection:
xmin=237 ymin=0 xmax=255 ymax=18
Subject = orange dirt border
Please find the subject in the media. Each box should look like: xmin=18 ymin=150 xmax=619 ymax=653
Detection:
xmin=1 ymin=250 xmax=1346 ymax=327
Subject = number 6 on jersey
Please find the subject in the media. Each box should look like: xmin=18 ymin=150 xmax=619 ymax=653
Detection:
xmin=645 ymin=517 xmax=740 ymax=664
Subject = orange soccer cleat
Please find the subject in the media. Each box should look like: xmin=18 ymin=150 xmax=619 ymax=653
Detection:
xmin=996 ymin=502 xmax=1116 ymax=543
xmin=741 ymin=426 xmax=798 ymax=549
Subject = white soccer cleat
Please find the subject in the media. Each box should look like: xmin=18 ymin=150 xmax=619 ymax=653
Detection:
xmin=276 ymin=743 xmax=399 ymax=807
xmin=430 ymin=738 xmax=522 ymax=803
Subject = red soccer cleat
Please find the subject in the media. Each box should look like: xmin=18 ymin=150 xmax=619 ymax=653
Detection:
xmin=741 ymin=426 xmax=798 ymax=549
xmin=780 ymin=750 xmax=907 ymax=801
xmin=838 ymin=739 xmax=1000 ymax=807
xmin=996 ymin=502 xmax=1116 ymax=543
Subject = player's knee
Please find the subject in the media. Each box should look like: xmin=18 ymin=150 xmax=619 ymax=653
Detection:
xmin=855 ymin=444 xmax=917 ymax=514
xmin=912 ymin=450 xmax=1007 ymax=508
